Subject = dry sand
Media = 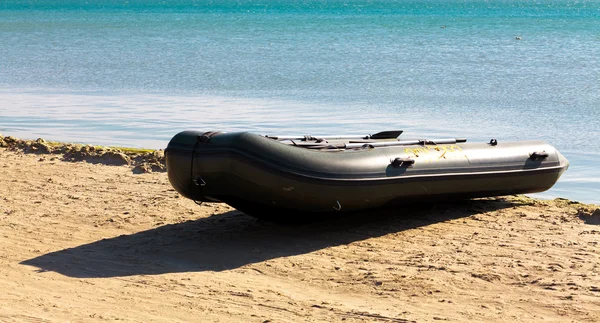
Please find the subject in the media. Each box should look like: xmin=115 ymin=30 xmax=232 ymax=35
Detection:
xmin=1 ymin=146 xmax=599 ymax=322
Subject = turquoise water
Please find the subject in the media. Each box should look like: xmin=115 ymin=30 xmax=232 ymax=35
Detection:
xmin=1 ymin=1 xmax=599 ymax=203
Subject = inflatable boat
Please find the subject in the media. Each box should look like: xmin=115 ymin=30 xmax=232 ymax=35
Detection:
xmin=165 ymin=130 xmax=569 ymax=221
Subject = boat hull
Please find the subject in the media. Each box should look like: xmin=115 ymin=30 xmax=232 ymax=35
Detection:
xmin=165 ymin=131 xmax=569 ymax=219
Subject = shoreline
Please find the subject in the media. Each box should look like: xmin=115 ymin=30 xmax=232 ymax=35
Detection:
xmin=0 ymin=133 xmax=165 ymax=174
xmin=0 ymin=132 xmax=594 ymax=204
xmin=1 ymin=139 xmax=600 ymax=321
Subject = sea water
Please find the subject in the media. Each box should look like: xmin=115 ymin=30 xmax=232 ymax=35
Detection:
xmin=1 ymin=0 xmax=598 ymax=203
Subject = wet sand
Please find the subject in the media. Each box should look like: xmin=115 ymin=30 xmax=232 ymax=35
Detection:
xmin=1 ymin=144 xmax=599 ymax=322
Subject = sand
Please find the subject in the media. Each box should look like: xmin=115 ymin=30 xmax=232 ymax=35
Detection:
xmin=1 ymin=146 xmax=599 ymax=322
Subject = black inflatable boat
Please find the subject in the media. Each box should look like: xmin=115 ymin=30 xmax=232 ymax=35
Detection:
xmin=165 ymin=130 xmax=569 ymax=220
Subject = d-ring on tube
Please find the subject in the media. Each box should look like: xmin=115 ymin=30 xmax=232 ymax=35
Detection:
xmin=333 ymin=200 xmax=342 ymax=211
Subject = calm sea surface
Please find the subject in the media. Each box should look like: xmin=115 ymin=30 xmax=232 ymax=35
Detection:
xmin=1 ymin=0 xmax=599 ymax=203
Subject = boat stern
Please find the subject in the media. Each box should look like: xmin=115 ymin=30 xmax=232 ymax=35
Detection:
xmin=164 ymin=131 xmax=203 ymax=201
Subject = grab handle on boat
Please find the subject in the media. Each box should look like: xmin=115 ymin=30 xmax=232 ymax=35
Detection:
xmin=530 ymin=151 xmax=549 ymax=160
xmin=194 ymin=176 xmax=207 ymax=187
xmin=391 ymin=157 xmax=415 ymax=168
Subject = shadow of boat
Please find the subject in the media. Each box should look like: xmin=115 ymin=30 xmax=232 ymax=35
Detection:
xmin=21 ymin=198 xmax=515 ymax=278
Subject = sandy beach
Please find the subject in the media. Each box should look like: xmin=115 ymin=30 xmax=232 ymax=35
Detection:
xmin=1 ymin=139 xmax=599 ymax=322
